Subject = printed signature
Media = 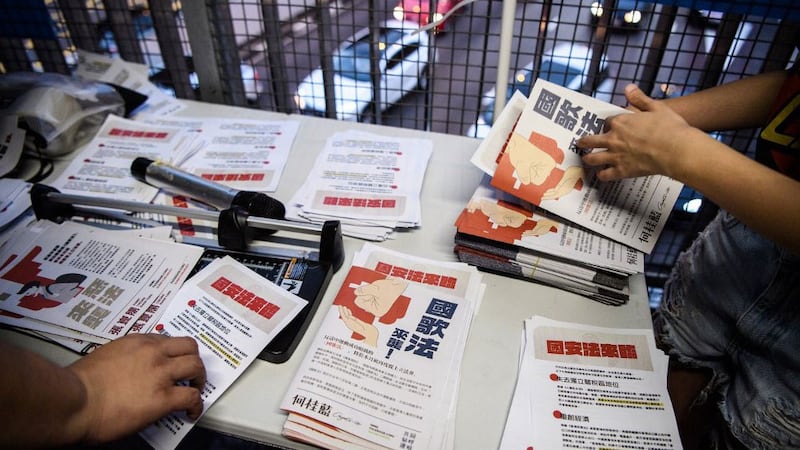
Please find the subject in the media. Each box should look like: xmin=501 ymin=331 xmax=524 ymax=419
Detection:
xmin=333 ymin=412 xmax=362 ymax=426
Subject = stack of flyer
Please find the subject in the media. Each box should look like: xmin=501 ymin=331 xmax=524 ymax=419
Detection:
xmin=0 ymin=218 xmax=308 ymax=450
xmin=0 ymin=218 xmax=204 ymax=352
xmin=456 ymin=81 xmax=683 ymax=304
xmin=286 ymin=130 xmax=432 ymax=241
xmin=280 ymin=243 xmax=485 ymax=449
xmin=140 ymin=256 xmax=307 ymax=450
xmin=48 ymin=112 xmax=300 ymax=206
xmin=499 ymin=316 xmax=682 ymax=449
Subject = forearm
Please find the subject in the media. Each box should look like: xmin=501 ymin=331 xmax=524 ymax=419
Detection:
xmin=0 ymin=341 xmax=90 ymax=448
xmin=672 ymin=128 xmax=800 ymax=255
xmin=662 ymin=70 xmax=788 ymax=131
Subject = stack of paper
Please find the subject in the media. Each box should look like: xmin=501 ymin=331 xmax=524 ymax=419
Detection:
xmin=0 ymin=178 xmax=32 ymax=230
xmin=0 ymin=218 xmax=203 ymax=352
xmin=139 ymin=256 xmax=307 ymax=450
xmin=280 ymin=243 xmax=485 ymax=449
xmin=49 ymin=114 xmax=204 ymax=203
xmin=457 ymin=81 xmax=683 ymax=304
xmin=75 ymin=50 xmax=186 ymax=117
xmin=0 ymin=217 xmax=308 ymax=450
xmin=500 ymin=316 xmax=682 ymax=449
xmin=47 ymin=112 xmax=300 ymax=207
xmin=454 ymin=177 xmax=641 ymax=305
xmin=286 ymin=130 xmax=433 ymax=241
xmin=64 ymin=51 xmax=301 ymax=219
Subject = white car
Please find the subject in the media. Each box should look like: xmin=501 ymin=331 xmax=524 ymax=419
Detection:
xmin=294 ymin=20 xmax=431 ymax=122
xmin=467 ymin=44 xmax=614 ymax=139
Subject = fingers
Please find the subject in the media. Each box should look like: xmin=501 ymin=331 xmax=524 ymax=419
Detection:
xmin=593 ymin=166 xmax=622 ymax=182
xmin=577 ymin=136 xmax=605 ymax=152
xmin=161 ymin=335 xmax=200 ymax=357
xmin=160 ymin=338 xmax=206 ymax=421
xmin=169 ymin=353 xmax=206 ymax=390
xmin=581 ymin=150 xmax=609 ymax=168
xmin=164 ymin=385 xmax=205 ymax=421
xmin=624 ymin=84 xmax=655 ymax=112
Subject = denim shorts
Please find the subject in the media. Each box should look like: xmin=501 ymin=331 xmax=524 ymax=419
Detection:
xmin=653 ymin=210 xmax=800 ymax=449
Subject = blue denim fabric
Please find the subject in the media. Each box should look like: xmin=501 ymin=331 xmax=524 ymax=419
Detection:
xmin=654 ymin=210 xmax=800 ymax=449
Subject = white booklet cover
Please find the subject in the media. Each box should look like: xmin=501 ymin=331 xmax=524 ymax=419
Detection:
xmin=280 ymin=243 xmax=483 ymax=450
xmin=140 ymin=255 xmax=308 ymax=450
xmin=475 ymin=80 xmax=682 ymax=254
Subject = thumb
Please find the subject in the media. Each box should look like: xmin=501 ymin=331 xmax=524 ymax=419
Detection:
xmin=624 ymin=84 xmax=656 ymax=111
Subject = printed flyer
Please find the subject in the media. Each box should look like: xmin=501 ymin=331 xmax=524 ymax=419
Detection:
xmin=0 ymin=220 xmax=203 ymax=341
xmin=482 ymin=79 xmax=682 ymax=253
xmin=280 ymin=244 xmax=483 ymax=449
xmin=140 ymin=256 xmax=308 ymax=450
xmin=500 ymin=316 xmax=682 ymax=449
xmin=456 ymin=177 xmax=643 ymax=274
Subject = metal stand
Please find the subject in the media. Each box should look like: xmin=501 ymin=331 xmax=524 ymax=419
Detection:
xmin=30 ymin=184 xmax=345 ymax=272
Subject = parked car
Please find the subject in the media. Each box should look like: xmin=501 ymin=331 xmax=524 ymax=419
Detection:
xmin=294 ymin=20 xmax=431 ymax=122
xmin=589 ymin=0 xmax=650 ymax=30
xmin=467 ymin=43 xmax=614 ymax=139
xmin=392 ymin=0 xmax=462 ymax=33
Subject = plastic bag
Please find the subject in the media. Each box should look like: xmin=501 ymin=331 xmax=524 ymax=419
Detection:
xmin=0 ymin=72 xmax=126 ymax=157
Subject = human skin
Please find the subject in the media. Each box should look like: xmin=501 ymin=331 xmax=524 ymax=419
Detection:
xmin=0 ymin=334 xmax=206 ymax=448
xmin=578 ymin=72 xmax=800 ymax=255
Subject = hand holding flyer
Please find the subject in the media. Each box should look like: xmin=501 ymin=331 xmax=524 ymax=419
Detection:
xmin=480 ymin=79 xmax=683 ymax=254
xmin=138 ymin=256 xmax=308 ymax=450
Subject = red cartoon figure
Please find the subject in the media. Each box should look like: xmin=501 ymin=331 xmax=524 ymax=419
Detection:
xmin=1 ymin=246 xmax=87 ymax=311
xmin=333 ymin=266 xmax=411 ymax=347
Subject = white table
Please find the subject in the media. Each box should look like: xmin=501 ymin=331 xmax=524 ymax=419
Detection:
xmin=0 ymin=100 xmax=653 ymax=449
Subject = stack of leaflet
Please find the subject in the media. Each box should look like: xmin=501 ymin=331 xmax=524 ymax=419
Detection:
xmin=454 ymin=177 xmax=640 ymax=305
xmin=47 ymin=112 xmax=300 ymax=207
xmin=499 ymin=316 xmax=682 ymax=449
xmin=0 ymin=178 xmax=32 ymax=230
xmin=65 ymin=51 xmax=300 ymax=215
xmin=280 ymin=243 xmax=485 ymax=450
xmin=139 ymin=256 xmax=307 ymax=450
xmin=48 ymin=114 xmax=205 ymax=203
xmin=0 ymin=218 xmax=204 ymax=353
xmin=286 ymin=130 xmax=432 ymax=241
xmin=455 ymin=81 xmax=683 ymax=305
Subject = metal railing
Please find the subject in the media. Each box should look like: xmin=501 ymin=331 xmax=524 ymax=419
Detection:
xmin=1 ymin=0 xmax=798 ymax=300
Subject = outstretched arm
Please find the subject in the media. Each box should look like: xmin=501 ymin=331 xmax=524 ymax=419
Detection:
xmin=0 ymin=334 xmax=206 ymax=448
xmin=659 ymin=70 xmax=788 ymax=131
xmin=578 ymin=76 xmax=800 ymax=255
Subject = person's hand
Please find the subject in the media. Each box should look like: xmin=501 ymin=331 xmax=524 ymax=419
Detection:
xmin=67 ymin=334 xmax=206 ymax=444
xmin=578 ymin=84 xmax=707 ymax=181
